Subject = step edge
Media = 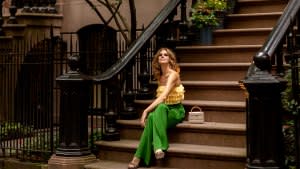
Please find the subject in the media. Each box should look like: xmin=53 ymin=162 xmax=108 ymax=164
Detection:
xmin=182 ymin=80 xmax=240 ymax=86
xmin=175 ymin=44 xmax=262 ymax=49
xmin=135 ymin=100 xmax=246 ymax=108
xmin=183 ymin=100 xmax=246 ymax=108
xmin=179 ymin=62 xmax=251 ymax=67
xmin=228 ymin=12 xmax=283 ymax=17
xmin=95 ymin=140 xmax=246 ymax=158
xmin=214 ymin=27 xmax=272 ymax=33
xmin=85 ymin=160 xmax=180 ymax=169
xmin=117 ymin=120 xmax=246 ymax=132
xmin=238 ymin=0 xmax=287 ymax=3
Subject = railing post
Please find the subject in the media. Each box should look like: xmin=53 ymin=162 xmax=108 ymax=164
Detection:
xmin=22 ymin=0 xmax=31 ymax=12
xmin=31 ymin=0 xmax=39 ymax=13
xmin=103 ymin=89 xmax=120 ymax=141
xmin=7 ymin=0 xmax=17 ymax=24
xmin=136 ymin=43 xmax=153 ymax=100
xmin=38 ymin=0 xmax=48 ymax=13
xmin=48 ymin=54 xmax=96 ymax=169
xmin=0 ymin=0 xmax=4 ymax=36
xmin=166 ymin=9 xmax=177 ymax=42
xmin=179 ymin=0 xmax=188 ymax=40
xmin=296 ymin=12 xmax=300 ymax=48
xmin=242 ymin=53 xmax=287 ymax=169
xmin=120 ymin=61 xmax=138 ymax=120
xmin=48 ymin=0 xmax=57 ymax=13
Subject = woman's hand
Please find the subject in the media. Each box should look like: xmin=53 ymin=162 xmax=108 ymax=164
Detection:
xmin=140 ymin=111 xmax=148 ymax=127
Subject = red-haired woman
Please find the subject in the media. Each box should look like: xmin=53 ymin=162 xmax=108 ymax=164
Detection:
xmin=128 ymin=47 xmax=185 ymax=169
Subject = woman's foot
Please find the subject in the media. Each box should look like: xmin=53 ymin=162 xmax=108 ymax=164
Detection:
xmin=155 ymin=149 xmax=165 ymax=159
xmin=128 ymin=157 xmax=140 ymax=169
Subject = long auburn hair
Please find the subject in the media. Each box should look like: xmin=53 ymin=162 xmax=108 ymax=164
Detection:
xmin=152 ymin=47 xmax=180 ymax=80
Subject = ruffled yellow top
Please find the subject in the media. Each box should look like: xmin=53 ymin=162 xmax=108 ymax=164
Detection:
xmin=156 ymin=84 xmax=185 ymax=105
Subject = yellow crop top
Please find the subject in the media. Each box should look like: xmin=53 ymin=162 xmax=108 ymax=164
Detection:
xmin=156 ymin=84 xmax=185 ymax=105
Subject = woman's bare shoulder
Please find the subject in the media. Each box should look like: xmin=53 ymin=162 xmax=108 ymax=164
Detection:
xmin=170 ymin=70 xmax=179 ymax=77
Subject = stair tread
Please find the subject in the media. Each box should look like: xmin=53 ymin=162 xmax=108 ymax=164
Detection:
xmin=214 ymin=27 xmax=272 ymax=33
xmin=238 ymin=0 xmax=284 ymax=2
xmin=151 ymin=80 xmax=242 ymax=86
xmin=183 ymin=100 xmax=245 ymax=108
xmin=176 ymin=44 xmax=262 ymax=49
xmin=95 ymin=139 xmax=246 ymax=158
xmin=135 ymin=100 xmax=246 ymax=108
xmin=182 ymin=80 xmax=240 ymax=86
xmin=118 ymin=120 xmax=245 ymax=132
xmin=0 ymin=36 xmax=13 ymax=39
xmin=3 ymin=23 xmax=27 ymax=27
xmin=228 ymin=12 xmax=282 ymax=17
xmin=179 ymin=62 xmax=251 ymax=67
xmin=85 ymin=160 xmax=179 ymax=169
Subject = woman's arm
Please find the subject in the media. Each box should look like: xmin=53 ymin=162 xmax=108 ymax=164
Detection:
xmin=140 ymin=71 xmax=179 ymax=127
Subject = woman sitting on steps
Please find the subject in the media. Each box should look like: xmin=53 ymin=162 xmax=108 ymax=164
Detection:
xmin=128 ymin=47 xmax=185 ymax=169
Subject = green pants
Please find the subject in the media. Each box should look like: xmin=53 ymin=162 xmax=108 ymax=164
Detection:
xmin=134 ymin=103 xmax=185 ymax=166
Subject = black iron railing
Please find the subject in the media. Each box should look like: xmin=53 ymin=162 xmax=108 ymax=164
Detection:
xmin=241 ymin=0 xmax=300 ymax=168
xmin=50 ymin=0 xmax=188 ymax=159
xmin=0 ymin=0 xmax=188 ymax=159
xmin=0 ymin=33 xmax=60 ymax=162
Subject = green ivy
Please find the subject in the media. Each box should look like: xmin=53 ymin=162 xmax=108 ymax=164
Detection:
xmin=206 ymin=0 xmax=227 ymax=11
xmin=281 ymin=69 xmax=298 ymax=169
xmin=0 ymin=122 xmax=34 ymax=140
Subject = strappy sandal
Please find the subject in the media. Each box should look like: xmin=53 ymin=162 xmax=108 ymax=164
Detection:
xmin=155 ymin=149 xmax=165 ymax=159
xmin=128 ymin=162 xmax=139 ymax=169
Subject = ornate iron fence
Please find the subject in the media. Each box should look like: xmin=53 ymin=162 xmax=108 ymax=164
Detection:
xmin=0 ymin=32 xmax=60 ymax=162
xmin=0 ymin=24 xmax=159 ymax=162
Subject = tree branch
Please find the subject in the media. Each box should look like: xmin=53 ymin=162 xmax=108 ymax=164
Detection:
xmin=84 ymin=0 xmax=108 ymax=25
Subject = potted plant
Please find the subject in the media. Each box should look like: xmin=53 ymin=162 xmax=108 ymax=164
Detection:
xmin=190 ymin=0 xmax=219 ymax=44
xmin=206 ymin=0 xmax=228 ymax=29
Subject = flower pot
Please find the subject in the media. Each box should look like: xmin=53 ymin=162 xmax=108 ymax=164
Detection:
xmin=197 ymin=27 xmax=213 ymax=45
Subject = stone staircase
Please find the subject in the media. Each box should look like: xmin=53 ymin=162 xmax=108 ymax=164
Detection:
xmin=85 ymin=0 xmax=288 ymax=169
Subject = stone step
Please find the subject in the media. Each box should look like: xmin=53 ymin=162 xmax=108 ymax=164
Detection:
xmin=94 ymin=140 xmax=246 ymax=169
xmin=236 ymin=0 xmax=287 ymax=14
xmin=175 ymin=45 xmax=259 ymax=63
xmin=184 ymin=100 xmax=246 ymax=123
xmin=118 ymin=120 xmax=246 ymax=148
xmin=135 ymin=100 xmax=246 ymax=124
xmin=213 ymin=28 xmax=272 ymax=45
xmin=179 ymin=63 xmax=250 ymax=81
xmin=182 ymin=81 xmax=245 ymax=101
xmin=85 ymin=160 xmax=179 ymax=169
xmin=226 ymin=12 xmax=282 ymax=29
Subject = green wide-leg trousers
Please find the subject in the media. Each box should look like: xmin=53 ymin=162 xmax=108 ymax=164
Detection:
xmin=134 ymin=103 xmax=185 ymax=166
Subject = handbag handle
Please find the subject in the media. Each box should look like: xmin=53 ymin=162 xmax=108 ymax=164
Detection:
xmin=190 ymin=105 xmax=202 ymax=112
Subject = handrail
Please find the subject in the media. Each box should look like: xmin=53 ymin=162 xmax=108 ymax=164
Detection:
xmin=242 ymin=0 xmax=300 ymax=168
xmin=248 ymin=0 xmax=300 ymax=73
xmin=94 ymin=0 xmax=182 ymax=82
